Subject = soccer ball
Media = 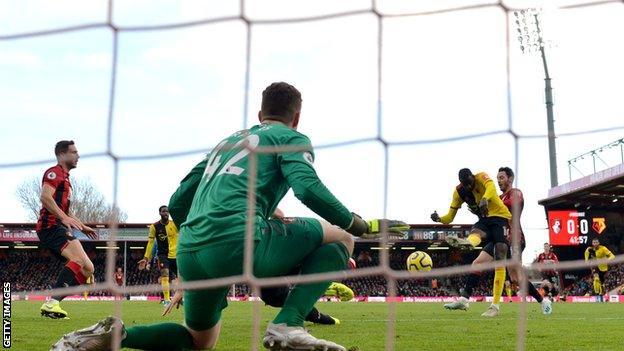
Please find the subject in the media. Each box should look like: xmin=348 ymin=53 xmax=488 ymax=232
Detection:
xmin=406 ymin=251 xmax=433 ymax=272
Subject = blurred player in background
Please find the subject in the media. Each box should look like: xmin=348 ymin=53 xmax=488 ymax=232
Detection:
xmin=431 ymin=168 xmax=511 ymax=316
xmin=504 ymin=279 xmax=514 ymax=301
xmin=82 ymin=275 xmax=94 ymax=301
xmin=535 ymin=243 xmax=561 ymax=299
xmin=584 ymin=238 xmax=615 ymax=301
xmin=496 ymin=167 xmax=551 ymax=314
xmin=53 ymin=82 xmax=399 ymax=351
xmin=114 ymin=267 xmax=124 ymax=300
xmin=37 ymin=140 xmax=97 ymax=319
xmin=138 ymin=206 xmax=178 ymax=306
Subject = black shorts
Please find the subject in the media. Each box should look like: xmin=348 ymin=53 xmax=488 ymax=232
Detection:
xmin=36 ymin=224 xmax=77 ymax=259
xmin=473 ymin=216 xmax=508 ymax=245
xmin=157 ymin=254 xmax=178 ymax=279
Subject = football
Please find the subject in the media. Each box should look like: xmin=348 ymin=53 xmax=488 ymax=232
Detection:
xmin=406 ymin=251 xmax=433 ymax=272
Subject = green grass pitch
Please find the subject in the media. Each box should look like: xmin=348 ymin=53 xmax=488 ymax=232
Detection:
xmin=10 ymin=300 xmax=624 ymax=350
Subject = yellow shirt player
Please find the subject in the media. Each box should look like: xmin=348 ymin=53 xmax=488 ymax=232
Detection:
xmin=584 ymin=238 xmax=614 ymax=298
xmin=432 ymin=168 xmax=526 ymax=316
xmin=138 ymin=205 xmax=179 ymax=305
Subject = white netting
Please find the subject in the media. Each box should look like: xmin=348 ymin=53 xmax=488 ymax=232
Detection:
xmin=1 ymin=1 xmax=623 ymax=350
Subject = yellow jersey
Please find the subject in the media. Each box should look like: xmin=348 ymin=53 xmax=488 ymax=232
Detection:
xmin=440 ymin=171 xmax=512 ymax=224
xmin=584 ymin=245 xmax=614 ymax=272
xmin=145 ymin=220 xmax=178 ymax=260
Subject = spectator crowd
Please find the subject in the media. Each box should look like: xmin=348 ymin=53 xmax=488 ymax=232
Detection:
xmin=3 ymin=248 xmax=623 ymax=298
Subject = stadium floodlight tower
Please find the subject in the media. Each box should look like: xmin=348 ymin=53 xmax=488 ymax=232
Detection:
xmin=514 ymin=8 xmax=558 ymax=187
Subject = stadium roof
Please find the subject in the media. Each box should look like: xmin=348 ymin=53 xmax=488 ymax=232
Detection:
xmin=538 ymin=163 xmax=624 ymax=211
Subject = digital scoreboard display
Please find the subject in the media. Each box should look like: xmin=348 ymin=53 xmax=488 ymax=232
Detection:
xmin=547 ymin=210 xmax=608 ymax=246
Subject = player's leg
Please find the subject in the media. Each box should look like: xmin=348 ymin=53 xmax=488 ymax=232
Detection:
xmin=261 ymin=285 xmax=341 ymax=325
xmin=157 ymin=255 xmax=171 ymax=304
xmin=488 ymin=219 xmax=508 ymax=307
xmin=542 ymin=278 xmax=551 ymax=296
xmin=592 ymin=271 xmax=601 ymax=295
xmin=41 ymin=226 xmax=94 ymax=318
xmin=504 ymin=279 xmax=512 ymax=301
xmin=445 ymin=226 xmax=487 ymax=249
xmin=595 ymin=270 xmax=606 ymax=301
xmin=123 ymin=247 xmax=236 ymax=350
xmin=509 ymin=267 xmax=545 ymax=306
xmin=256 ymin=218 xmax=349 ymax=350
xmin=444 ymin=248 xmax=493 ymax=311
xmin=51 ymin=246 xmax=233 ymax=350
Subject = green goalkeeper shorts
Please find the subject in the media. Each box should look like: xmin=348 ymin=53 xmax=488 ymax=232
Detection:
xmin=179 ymin=217 xmax=324 ymax=331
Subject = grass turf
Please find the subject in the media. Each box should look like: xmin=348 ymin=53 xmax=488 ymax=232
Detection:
xmin=9 ymin=300 xmax=624 ymax=350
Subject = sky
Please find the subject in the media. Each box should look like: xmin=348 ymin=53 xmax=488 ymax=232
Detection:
xmin=0 ymin=0 xmax=623 ymax=263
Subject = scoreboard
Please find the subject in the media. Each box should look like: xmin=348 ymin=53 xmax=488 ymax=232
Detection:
xmin=409 ymin=227 xmax=471 ymax=242
xmin=547 ymin=210 xmax=608 ymax=246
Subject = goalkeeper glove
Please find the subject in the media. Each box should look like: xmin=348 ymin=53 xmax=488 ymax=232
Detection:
xmin=346 ymin=213 xmax=410 ymax=237
xmin=367 ymin=219 xmax=410 ymax=234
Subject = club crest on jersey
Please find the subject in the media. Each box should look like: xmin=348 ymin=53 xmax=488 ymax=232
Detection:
xmin=47 ymin=171 xmax=57 ymax=180
xmin=303 ymin=152 xmax=314 ymax=165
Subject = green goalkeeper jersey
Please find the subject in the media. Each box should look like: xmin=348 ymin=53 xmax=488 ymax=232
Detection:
xmin=171 ymin=122 xmax=354 ymax=253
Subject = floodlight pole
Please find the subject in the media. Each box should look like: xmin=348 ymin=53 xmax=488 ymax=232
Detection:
xmin=534 ymin=14 xmax=559 ymax=187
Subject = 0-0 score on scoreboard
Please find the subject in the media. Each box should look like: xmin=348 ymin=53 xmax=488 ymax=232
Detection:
xmin=547 ymin=210 xmax=608 ymax=246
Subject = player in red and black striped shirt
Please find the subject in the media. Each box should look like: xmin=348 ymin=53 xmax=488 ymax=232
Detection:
xmin=535 ymin=242 xmax=561 ymax=298
xmin=36 ymin=140 xmax=97 ymax=319
xmin=498 ymin=167 xmax=552 ymax=314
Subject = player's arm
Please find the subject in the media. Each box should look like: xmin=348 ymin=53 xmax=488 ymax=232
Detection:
xmin=168 ymin=157 xmax=208 ymax=225
xmin=139 ymin=225 xmax=156 ymax=270
xmin=507 ymin=189 xmax=523 ymax=231
xmin=277 ymin=135 xmax=364 ymax=234
xmin=67 ymin=213 xmax=97 ymax=238
xmin=40 ymin=183 xmax=81 ymax=230
xmin=509 ymin=189 xmax=524 ymax=214
xmin=277 ymin=139 xmax=354 ymax=229
xmin=602 ymin=247 xmax=615 ymax=260
xmin=480 ymin=176 xmax=498 ymax=216
xmin=436 ymin=190 xmax=462 ymax=225
xmin=584 ymin=248 xmax=590 ymax=261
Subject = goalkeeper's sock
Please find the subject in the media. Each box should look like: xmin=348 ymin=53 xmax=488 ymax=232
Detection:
xmin=122 ymin=323 xmax=193 ymax=350
xmin=273 ymin=243 xmax=348 ymax=327
xmin=527 ymin=282 xmax=543 ymax=303
xmin=492 ymin=267 xmax=506 ymax=305
xmin=467 ymin=233 xmax=482 ymax=247
xmin=162 ymin=276 xmax=170 ymax=301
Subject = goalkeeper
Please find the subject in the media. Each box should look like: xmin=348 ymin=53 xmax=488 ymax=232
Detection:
xmin=52 ymin=82 xmax=407 ymax=351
